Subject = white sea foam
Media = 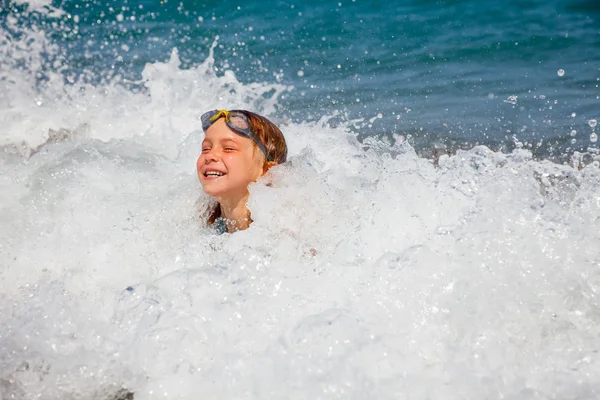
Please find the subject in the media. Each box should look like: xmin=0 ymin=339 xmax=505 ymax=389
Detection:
xmin=2 ymin=10 xmax=600 ymax=400
xmin=10 ymin=0 xmax=64 ymax=15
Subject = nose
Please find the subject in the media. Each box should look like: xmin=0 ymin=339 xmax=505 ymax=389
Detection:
xmin=202 ymin=148 xmax=220 ymax=164
xmin=197 ymin=148 xmax=219 ymax=175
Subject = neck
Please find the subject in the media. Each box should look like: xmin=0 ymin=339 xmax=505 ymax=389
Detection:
xmin=218 ymin=192 xmax=252 ymax=232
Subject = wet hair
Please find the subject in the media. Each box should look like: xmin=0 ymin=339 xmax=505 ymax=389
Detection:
xmin=204 ymin=110 xmax=288 ymax=225
xmin=234 ymin=109 xmax=288 ymax=165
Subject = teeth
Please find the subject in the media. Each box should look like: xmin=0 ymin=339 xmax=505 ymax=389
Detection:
xmin=205 ymin=171 xmax=224 ymax=177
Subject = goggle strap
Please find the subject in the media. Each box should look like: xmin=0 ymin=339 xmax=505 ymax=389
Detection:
xmin=209 ymin=109 xmax=229 ymax=122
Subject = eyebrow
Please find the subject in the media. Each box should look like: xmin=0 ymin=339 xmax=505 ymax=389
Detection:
xmin=202 ymin=138 xmax=241 ymax=146
xmin=219 ymin=138 xmax=239 ymax=145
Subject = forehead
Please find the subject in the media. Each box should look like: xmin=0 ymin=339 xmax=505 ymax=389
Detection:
xmin=203 ymin=119 xmax=245 ymax=142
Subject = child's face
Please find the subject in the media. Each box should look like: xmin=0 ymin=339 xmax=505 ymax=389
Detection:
xmin=197 ymin=118 xmax=265 ymax=201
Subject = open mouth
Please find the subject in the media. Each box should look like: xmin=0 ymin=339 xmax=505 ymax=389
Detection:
xmin=204 ymin=170 xmax=225 ymax=177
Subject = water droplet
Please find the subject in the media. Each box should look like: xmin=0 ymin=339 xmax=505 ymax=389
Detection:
xmin=557 ymin=69 xmax=565 ymax=77
xmin=571 ymin=138 xmax=576 ymax=144
xmin=570 ymin=130 xmax=577 ymax=136
xmin=539 ymin=95 xmax=546 ymax=100
xmin=571 ymin=112 xmax=576 ymax=118
xmin=377 ymin=113 xmax=383 ymax=119
xmin=297 ymin=70 xmax=304 ymax=77
xmin=116 ymin=14 xmax=124 ymax=22
xmin=590 ymin=133 xmax=598 ymax=143
xmin=588 ymin=119 xmax=598 ymax=128
xmin=488 ymin=93 xmax=495 ymax=99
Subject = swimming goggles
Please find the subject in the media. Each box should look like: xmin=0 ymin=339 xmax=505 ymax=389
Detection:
xmin=201 ymin=109 xmax=271 ymax=161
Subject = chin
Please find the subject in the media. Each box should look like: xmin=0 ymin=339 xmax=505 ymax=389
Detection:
xmin=200 ymin=183 xmax=224 ymax=198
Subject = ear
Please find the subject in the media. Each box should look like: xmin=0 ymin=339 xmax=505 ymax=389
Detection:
xmin=262 ymin=161 xmax=278 ymax=175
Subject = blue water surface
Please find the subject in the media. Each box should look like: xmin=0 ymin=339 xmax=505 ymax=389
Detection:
xmin=2 ymin=0 xmax=599 ymax=158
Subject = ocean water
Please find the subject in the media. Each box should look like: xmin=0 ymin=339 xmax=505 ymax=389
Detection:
xmin=1 ymin=0 xmax=600 ymax=399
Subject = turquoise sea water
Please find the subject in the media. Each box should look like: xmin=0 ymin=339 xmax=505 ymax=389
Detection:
xmin=2 ymin=0 xmax=599 ymax=158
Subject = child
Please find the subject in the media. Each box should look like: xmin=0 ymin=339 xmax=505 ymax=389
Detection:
xmin=197 ymin=109 xmax=288 ymax=233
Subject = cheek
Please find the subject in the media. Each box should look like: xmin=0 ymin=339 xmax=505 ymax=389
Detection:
xmin=196 ymin=156 xmax=203 ymax=176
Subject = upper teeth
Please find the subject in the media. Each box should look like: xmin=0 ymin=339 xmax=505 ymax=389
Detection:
xmin=206 ymin=171 xmax=224 ymax=176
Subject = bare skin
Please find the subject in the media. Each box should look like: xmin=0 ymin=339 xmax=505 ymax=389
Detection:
xmin=196 ymin=118 xmax=275 ymax=232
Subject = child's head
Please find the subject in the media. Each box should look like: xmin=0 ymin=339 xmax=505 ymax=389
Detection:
xmin=196 ymin=109 xmax=287 ymax=224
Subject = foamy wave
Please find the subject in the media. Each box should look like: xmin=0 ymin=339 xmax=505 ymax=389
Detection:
xmin=2 ymin=117 xmax=600 ymax=398
xmin=0 ymin=18 xmax=290 ymax=158
xmin=11 ymin=0 xmax=64 ymax=15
